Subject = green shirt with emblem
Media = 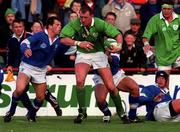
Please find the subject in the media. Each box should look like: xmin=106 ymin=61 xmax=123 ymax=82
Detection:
xmin=60 ymin=17 xmax=120 ymax=53
xmin=143 ymin=13 xmax=180 ymax=66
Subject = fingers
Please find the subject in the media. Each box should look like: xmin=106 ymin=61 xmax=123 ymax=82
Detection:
xmin=25 ymin=49 xmax=32 ymax=57
xmin=107 ymin=47 xmax=121 ymax=53
xmin=143 ymin=45 xmax=152 ymax=53
xmin=79 ymin=41 xmax=94 ymax=51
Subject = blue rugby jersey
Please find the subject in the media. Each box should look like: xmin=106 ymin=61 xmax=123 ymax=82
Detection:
xmin=20 ymin=31 xmax=61 ymax=68
xmin=110 ymin=55 xmax=120 ymax=75
xmin=139 ymin=85 xmax=172 ymax=120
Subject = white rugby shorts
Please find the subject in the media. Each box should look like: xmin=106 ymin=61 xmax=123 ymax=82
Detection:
xmin=19 ymin=62 xmax=47 ymax=83
xmin=153 ymin=101 xmax=180 ymax=122
xmin=92 ymin=70 xmax=125 ymax=86
xmin=75 ymin=51 xmax=109 ymax=69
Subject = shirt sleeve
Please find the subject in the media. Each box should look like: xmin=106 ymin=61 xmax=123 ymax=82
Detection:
xmin=60 ymin=21 xmax=76 ymax=38
xmin=20 ymin=33 xmax=40 ymax=52
xmin=143 ymin=15 xmax=158 ymax=40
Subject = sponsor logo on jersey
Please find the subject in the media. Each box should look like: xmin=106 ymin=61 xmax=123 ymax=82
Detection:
xmin=173 ymin=25 xmax=178 ymax=31
xmin=40 ymin=43 xmax=47 ymax=48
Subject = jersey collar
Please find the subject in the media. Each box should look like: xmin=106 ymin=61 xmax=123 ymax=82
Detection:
xmin=12 ymin=30 xmax=25 ymax=42
xmin=160 ymin=12 xmax=178 ymax=26
xmin=45 ymin=29 xmax=59 ymax=45
xmin=160 ymin=11 xmax=178 ymax=20
xmin=80 ymin=17 xmax=95 ymax=27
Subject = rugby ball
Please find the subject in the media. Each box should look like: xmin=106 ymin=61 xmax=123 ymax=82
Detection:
xmin=104 ymin=38 xmax=121 ymax=50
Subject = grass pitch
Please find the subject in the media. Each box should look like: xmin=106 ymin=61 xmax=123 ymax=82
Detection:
xmin=0 ymin=116 xmax=180 ymax=132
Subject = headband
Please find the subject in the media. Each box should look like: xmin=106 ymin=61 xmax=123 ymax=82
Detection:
xmin=162 ymin=4 xmax=173 ymax=9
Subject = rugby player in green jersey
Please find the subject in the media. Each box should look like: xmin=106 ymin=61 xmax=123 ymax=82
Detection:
xmin=143 ymin=0 xmax=180 ymax=72
xmin=60 ymin=5 xmax=123 ymax=124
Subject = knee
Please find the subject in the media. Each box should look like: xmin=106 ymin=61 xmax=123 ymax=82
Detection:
xmin=96 ymin=97 xmax=106 ymax=105
xmin=36 ymin=94 xmax=45 ymax=102
xmin=96 ymin=95 xmax=106 ymax=104
xmin=105 ymin=83 xmax=116 ymax=92
xmin=76 ymin=78 xmax=85 ymax=88
xmin=14 ymin=88 xmax=24 ymax=97
xmin=130 ymin=85 xmax=139 ymax=97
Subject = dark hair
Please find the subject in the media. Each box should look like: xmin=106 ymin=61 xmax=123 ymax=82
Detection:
xmin=80 ymin=5 xmax=94 ymax=15
xmin=70 ymin=0 xmax=81 ymax=9
xmin=12 ymin=19 xmax=24 ymax=27
xmin=68 ymin=11 xmax=78 ymax=18
xmin=161 ymin=0 xmax=174 ymax=5
xmin=124 ymin=32 xmax=136 ymax=38
xmin=155 ymin=71 xmax=169 ymax=82
xmin=32 ymin=20 xmax=43 ymax=28
xmin=130 ymin=18 xmax=141 ymax=25
xmin=45 ymin=16 xmax=60 ymax=28
xmin=105 ymin=12 xmax=117 ymax=19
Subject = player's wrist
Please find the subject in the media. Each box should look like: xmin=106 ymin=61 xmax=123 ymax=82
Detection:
xmin=74 ymin=41 xmax=81 ymax=46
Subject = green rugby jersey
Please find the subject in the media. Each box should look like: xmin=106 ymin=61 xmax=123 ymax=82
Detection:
xmin=60 ymin=17 xmax=120 ymax=53
xmin=143 ymin=13 xmax=180 ymax=66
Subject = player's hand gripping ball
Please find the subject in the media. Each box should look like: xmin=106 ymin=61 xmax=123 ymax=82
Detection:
xmin=104 ymin=38 xmax=121 ymax=51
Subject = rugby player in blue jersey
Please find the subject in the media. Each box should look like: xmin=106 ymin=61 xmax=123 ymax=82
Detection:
xmin=139 ymin=71 xmax=180 ymax=122
xmin=6 ymin=17 xmax=61 ymax=122
xmin=93 ymin=52 xmax=142 ymax=123
xmin=3 ymin=20 xmax=62 ymax=122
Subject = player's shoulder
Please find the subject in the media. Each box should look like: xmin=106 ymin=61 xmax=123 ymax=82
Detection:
xmin=146 ymin=85 xmax=157 ymax=89
xmin=149 ymin=13 xmax=160 ymax=22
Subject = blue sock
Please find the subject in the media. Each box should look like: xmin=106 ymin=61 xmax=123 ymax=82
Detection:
xmin=97 ymin=102 xmax=111 ymax=116
xmin=20 ymin=92 xmax=33 ymax=111
xmin=33 ymin=98 xmax=43 ymax=112
xmin=128 ymin=95 xmax=139 ymax=120
xmin=9 ymin=94 xmax=20 ymax=115
xmin=29 ymin=98 xmax=43 ymax=118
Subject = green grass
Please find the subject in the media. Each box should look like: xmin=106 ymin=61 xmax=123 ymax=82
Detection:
xmin=0 ymin=116 xmax=180 ymax=132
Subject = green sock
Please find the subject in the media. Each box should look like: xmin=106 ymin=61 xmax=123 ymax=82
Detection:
xmin=76 ymin=88 xmax=86 ymax=114
xmin=110 ymin=92 xmax=124 ymax=117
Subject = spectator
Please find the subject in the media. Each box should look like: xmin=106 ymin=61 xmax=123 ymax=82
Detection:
xmin=11 ymin=0 xmax=37 ymax=31
xmin=139 ymin=0 xmax=161 ymax=31
xmin=174 ymin=0 xmax=180 ymax=14
xmin=29 ymin=0 xmax=42 ymax=22
xmin=64 ymin=0 xmax=81 ymax=25
xmin=68 ymin=11 xmax=78 ymax=21
xmin=0 ymin=8 xmax=16 ymax=66
xmin=7 ymin=19 xmax=32 ymax=69
xmin=104 ymin=11 xmax=123 ymax=36
xmin=41 ymin=0 xmax=57 ymax=24
xmin=102 ymin=0 xmax=137 ymax=34
xmin=120 ymin=33 xmax=147 ymax=75
xmin=124 ymin=19 xmax=156 ymax=68
xmin=104 ymin=11 xmax=117 ymax=26
xmin=124 ymin=18 xmax=144 ymax=47
xmin=31 ymin=20 xmax=44 ymax=34
xmin=0 ymin=0 xmax=12 ymax=25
